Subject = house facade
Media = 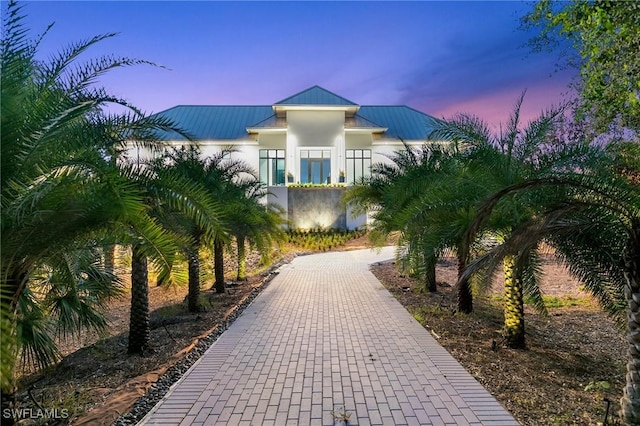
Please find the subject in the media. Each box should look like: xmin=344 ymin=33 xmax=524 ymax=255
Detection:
xmin=133 ymin=86 xmax=440 ymax=230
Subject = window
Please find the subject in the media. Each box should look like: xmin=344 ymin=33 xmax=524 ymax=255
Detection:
xmin=300 ymin=150 xmax=331 ymax=184
xmin=259 ymin=149 xmax=285 ymax=186
xmin=345 ymin=149 xmax=371 ymax=184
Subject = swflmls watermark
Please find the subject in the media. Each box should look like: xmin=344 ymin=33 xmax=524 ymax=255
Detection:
xmin=2 ymin=408 xmax=69 ymax=420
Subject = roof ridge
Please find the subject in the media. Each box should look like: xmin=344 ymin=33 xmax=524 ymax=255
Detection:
xmin=351 ymin=113 xmax=386 ymax=128
xmin=247 ymin=113 xmax=279 ymax=128
xmin=274 ymin=85 xmax=358 ymax=106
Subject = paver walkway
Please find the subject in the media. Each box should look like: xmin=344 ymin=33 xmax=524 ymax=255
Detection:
xmin=139 ymin=247 xmax=518 ymax=425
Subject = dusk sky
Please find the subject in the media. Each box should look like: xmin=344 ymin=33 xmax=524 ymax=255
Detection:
xmin=20 ymin=1 xmax=577 ymax=129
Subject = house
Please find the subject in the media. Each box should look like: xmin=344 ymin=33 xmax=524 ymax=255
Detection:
xmin=133 ymin=86 xmax=440 ymax=230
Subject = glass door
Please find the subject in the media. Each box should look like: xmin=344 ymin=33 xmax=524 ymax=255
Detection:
xmin=300 ymin=150 xmax=331 ymax=184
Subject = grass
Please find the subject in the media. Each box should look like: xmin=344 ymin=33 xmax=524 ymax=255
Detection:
xmin=537 ymin=295 xmax=591 ymax=309
xmin=489 ymin=294 xmax=593 ymax=310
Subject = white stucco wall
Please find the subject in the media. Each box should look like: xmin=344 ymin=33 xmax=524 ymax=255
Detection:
xmin=287 ymin=110 xmax=344 ymax=147
xmin=345 ymin=132 xmax=374 ymax=149
xmin=286 ymin=110 xmax=345 ymax=181
xmin=258 ymin=133 xmax=286 ymax=149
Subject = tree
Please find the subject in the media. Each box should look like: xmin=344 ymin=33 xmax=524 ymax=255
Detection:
xmin=429 ymin=94 xmax=564 ymax=347
xmin=346 ymin=141 xmax=485 ymax=310
xmin=187 ymin=149 xmax=257 ymax=294
xmin=120 ymin=152 xmax=228 ymax=352
xmin=522 ymin=0 xmax=640 ymax=132
xmin=350 ymin=94 xmax=563 ymax=345
xmin=0 ymin=1 xmax=177 ymax=414
xmin=148 ymin=146 xmax=225 ymax=313
xmin=346 ymin=143 xmax=450 ymax=294
xmin=460 ymin=139 xmax=640 ymax=422
xmin=227 ymin=182 xmax=285 ymax=282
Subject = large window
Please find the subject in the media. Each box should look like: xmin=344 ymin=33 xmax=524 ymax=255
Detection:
xmin=345 ymin=149 xmax=371 ymax=184
xmin=259 ymin=149 xmax=285 ymax=186
xmin=300 ymin=150 xmax=331 ymax=184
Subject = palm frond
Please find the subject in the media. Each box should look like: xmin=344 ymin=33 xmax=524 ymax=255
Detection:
xmin=17 ymin=287 xmax=60 ymax=371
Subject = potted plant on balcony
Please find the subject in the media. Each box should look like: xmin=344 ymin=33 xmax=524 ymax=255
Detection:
xmin=338 ymin=170 xmax=345 ymax=183
xmin=287 ymin=172 xmax=294 ymax=183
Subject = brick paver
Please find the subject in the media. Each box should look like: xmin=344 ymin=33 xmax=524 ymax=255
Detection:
xmin=139 ymin=247 xmax=518 ymax=425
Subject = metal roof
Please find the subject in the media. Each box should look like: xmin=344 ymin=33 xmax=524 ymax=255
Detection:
xmin=151 ymin=87 xmax=438 ymax=141
xmin=152 ymin=105 xmax=273 ymax=140
xmin=274 ymin=85 xmax=358 ymax=106
xmin=247 ymin=114 xmax=287 ymax=130
xmin=357 ymin=106 xmax=439 ymax=140
xmin=345 ymin=114 xmax=386 ymax=130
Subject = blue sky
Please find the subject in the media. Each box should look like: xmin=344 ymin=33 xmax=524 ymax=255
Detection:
xmin=20 ymin=1 xmax=576 ymax=129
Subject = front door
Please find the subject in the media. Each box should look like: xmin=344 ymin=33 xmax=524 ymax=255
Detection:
xmin=300 ymin=150 xmax=330 ymax=184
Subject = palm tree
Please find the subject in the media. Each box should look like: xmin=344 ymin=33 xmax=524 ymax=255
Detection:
xmin=227 ymin=180 xmax=285 ymax=281
xmin=346 ymin=139 xmax=494 ymax=312
xmin=147 ymin=146 xmax=225 ymax=313
xmin=120 ymin=152 xmax=228 ymax=352
xmin=186 ymin=148 xmax=257 ymax=294
xmin=0 ymin=1 xmax=178 ymax=413
xmin=459 ymin=139 xmax=639 ymax=422
xmin=427 ymin=94 xmax=563 ymax=346
xmin=346 ymin=143 xmax=461 ymax=294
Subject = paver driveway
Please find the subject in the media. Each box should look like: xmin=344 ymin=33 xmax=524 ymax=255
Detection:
xmin=139 ymin=247 xmax=518 ymax=425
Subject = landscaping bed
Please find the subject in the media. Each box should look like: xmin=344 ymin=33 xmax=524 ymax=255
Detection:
xmin=371 ymin=256 xmax=626 ymax=425
xmin=13 ymin=235 xmax=627 ymax=425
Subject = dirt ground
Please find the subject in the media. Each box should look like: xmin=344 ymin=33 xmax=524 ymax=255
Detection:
xmin=14 ymin=237 xmax=627 ymax=425
xmin=370 ymin=255 xmax=626 ymax=425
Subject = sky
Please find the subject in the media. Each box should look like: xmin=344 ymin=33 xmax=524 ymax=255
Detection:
xmin=19 ymin=1 xmax=577 ymax=130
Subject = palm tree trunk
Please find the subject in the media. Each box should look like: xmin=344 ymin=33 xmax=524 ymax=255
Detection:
xmin=213 ymin=237 xmax=225 ymax=294
xmin=187 ymin=236 xmax=201 ymax=312
xmin=425 ymin=253 xmax=437 ymax=293
xmin=104 ymin=244 xmax=116 ymax=275
xmin=457 ymin=250 xmax=473 ymax=314
xmin=236 ymin=235 xmax=247 ymax=281
xmin=621 ymin=220 xmax=640 ymax=424
xmin=503 ymin=255 xmax=526 ymax=349
xmin=128 ymin=245 xmax=150 ymax=355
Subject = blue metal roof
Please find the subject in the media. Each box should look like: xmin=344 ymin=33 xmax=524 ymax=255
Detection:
xmin=345 ymin=114 xmax=386 ymax=129
xmin=151 ymin=87 xmax=438 ymax=141
xmin=274 ymin=85 xmax=358 ymax=106
xmin=357 ymin=106 xmax=439 ymax=140
xmin=152 ymin=105 xmax=273 ymax=140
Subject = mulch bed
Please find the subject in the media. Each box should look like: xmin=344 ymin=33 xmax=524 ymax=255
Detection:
xmin=13 ymin=241 xmax=627 ymax=425
xmin=370 ymin=256 xmax=626 ymax=425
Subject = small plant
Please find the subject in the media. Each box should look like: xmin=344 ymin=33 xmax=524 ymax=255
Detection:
xmin=330 ymin=406 xmax=352 ymax=424
xmin=285 ymin=229 xmax=365 ymax=252
xmin=584 ymin=380 xmax=611 ymax=393
xmin=287 ymin=183 xmax=346 ymax=188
